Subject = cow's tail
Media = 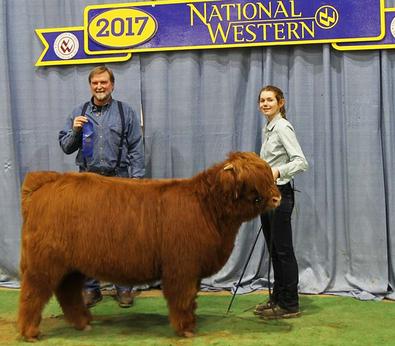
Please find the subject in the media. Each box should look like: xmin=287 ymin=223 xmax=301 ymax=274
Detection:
xmin=20 ymin=171 xmax=61 ymax=275
xmin=21 ymin=171 xmax=61 ymax=220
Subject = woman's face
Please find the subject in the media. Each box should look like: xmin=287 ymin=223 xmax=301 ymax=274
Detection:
xmin=259 ymin=90 xmax=284 ymax=121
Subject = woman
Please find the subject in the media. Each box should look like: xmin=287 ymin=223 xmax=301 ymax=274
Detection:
xmin=254 ymin=85 xmax=308 ymax=319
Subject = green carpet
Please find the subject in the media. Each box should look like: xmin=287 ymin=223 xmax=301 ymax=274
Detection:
xmin=0 ymin=289 xmax=394 ymax=345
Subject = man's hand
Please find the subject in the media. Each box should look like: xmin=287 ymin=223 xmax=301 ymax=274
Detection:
xmin=73 ymin=116 xmax=88 ymax=132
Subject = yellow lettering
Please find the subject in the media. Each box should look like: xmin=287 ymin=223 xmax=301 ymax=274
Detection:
xmin=274 ymin=1 xmax=289 ymax=18
xmin=290 ymin=0 xmax=302 ymax=17
xmin=257 ymin=23 xmax=272 ymax=41
xmin=300 ymin=21 xmax=315 ymax=38
xmin=274 ymin=23 xmax=285 ymax=40
xmin=242 ymin=3 xmax=257 ymax=20
xmin=207 ymin=22 xmax=231 ymax=43
xmin=245 ymin=24 xmax=257 ymax=42
xmin=233 ymin=24 xmax=245 ymax=42
xmin=221 ymin=3 xmax=237 ymax=21
xmin=257 ymin=2 xmax=272 ymax=18
xmin=188 ymin=3 xmax=207 ymax=26
xmin=287 ymin=22 xmax=300 ymax=39
xmin=235 ymin=3 xmax=242 ymax=20
xmin=208 ymin=5 xmax=223 ymax=22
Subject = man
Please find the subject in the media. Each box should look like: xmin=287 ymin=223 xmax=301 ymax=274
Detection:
xmin=59 ymin=65 xmax=145 ymax=308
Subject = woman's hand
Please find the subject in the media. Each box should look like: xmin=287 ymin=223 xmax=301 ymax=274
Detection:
xmin=271 ymin=167 xmax=280 ymax=181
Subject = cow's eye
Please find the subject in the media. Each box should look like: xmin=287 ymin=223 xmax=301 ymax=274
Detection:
xmin=252 ymin=190 xmax=263 ymax=203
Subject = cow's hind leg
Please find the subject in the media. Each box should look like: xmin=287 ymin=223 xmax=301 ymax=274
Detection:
xmin=162 ymin=278 xmax=199 ymax=337
xmin=18 ymin=271 xmax=53 ymax=341
xmin=55 ymin=271 xmax=92 ymax=331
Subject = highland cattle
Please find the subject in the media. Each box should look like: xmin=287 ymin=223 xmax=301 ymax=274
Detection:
xmin=18 ymin=151 xmax=281 ymax=341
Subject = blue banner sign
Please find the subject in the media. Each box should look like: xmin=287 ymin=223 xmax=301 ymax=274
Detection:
xmin=333 ymin=8 xmax=395 ymax=51
xmin=35 ymin=0 xmax=385 ymax=66
xmin=84 ymin=0 xmax=384 ymax=54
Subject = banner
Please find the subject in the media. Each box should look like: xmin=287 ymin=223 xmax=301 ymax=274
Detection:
xmin=35 ymin=0 xmax=385 ymax=66
xmin=35 ymin=27 xmax=131 ymax=66
xmin=333 ymin=8 xmax=395 ymax=51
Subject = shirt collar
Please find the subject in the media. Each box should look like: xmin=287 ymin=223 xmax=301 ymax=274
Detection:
xmin=90 ymin=97 xmax=113 ymax=112
xmin=265 ymin=113 xmax=283 ymax=132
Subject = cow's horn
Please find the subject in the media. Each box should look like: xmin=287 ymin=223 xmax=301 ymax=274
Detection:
xmin=224 ymin=163 xmax=234 ymax=171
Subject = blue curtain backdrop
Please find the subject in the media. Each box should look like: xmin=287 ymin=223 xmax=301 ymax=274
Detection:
xmin=0 ymin=0 xmax=394 ymax=300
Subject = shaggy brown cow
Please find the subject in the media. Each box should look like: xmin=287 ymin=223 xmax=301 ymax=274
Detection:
xmin=18 ymin=151 xmax=280 ymax=341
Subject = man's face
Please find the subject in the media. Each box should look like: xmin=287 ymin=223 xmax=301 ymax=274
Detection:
xmin=89 ymin=71 xmax=114 ymax=105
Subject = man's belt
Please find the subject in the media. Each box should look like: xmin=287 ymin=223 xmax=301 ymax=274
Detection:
xmin=82 ymin=167 xmax=117 ymax=176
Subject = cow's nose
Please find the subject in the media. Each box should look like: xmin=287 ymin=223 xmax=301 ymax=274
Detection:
xmin=273 ymin=196 xmax=281 ymax=207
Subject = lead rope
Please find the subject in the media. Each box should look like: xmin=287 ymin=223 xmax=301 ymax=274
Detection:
xmin=226 ymin=223 xmax=264 ymax=314
xmin=226 ymin=209 xmax=276 ymax=314
xmin=267 ymin=209 xmax=275 ymax=310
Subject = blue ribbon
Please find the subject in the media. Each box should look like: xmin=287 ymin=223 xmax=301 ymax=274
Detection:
xmin=82 ymin=120 xmax=94 ymax=159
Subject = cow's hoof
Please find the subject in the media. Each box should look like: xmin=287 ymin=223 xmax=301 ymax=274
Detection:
xmin=21 ymin=330 xmax=41 ymax=342
xmin=23 ymin=335 xmax=40 ymax=343
xmin=82 ymin=325 xmax=92 ymax=332
xmin=182 ymin=331 xmax=195 ymax=338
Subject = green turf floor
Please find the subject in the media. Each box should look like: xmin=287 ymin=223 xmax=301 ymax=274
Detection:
xmin=0 ymin=289 xmax=394 ymax=346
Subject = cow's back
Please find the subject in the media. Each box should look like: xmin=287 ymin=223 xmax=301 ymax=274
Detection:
xmin=21 ymin=172 xmax=170 ymax=284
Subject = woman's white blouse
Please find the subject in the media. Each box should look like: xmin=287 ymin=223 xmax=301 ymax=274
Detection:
xmin=260 ymin=113 xmax=308 ymax=185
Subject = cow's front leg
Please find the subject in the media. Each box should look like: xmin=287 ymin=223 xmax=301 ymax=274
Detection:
xmin=162 ymin=277 xmax=198 ymax=337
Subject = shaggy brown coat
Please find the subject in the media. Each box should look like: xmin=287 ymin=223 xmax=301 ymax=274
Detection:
xmin=18 ymin=151 xmax=280 ymax=340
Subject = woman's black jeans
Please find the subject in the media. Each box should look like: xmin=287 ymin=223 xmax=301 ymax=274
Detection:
xmin=260 ymin=182 xmax=299 ymax=312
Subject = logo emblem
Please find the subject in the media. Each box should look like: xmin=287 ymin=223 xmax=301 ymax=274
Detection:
xmin=315 ymin=6 xmax=339 ymax=30
xmin=391 ymin=17 xmax=395 ymax=39
xmin=53 ymin=32 xmax=79 ymax=59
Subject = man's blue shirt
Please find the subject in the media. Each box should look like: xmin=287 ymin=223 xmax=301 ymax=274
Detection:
xmin=59 ymin=98 xmax=145 ymax=178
